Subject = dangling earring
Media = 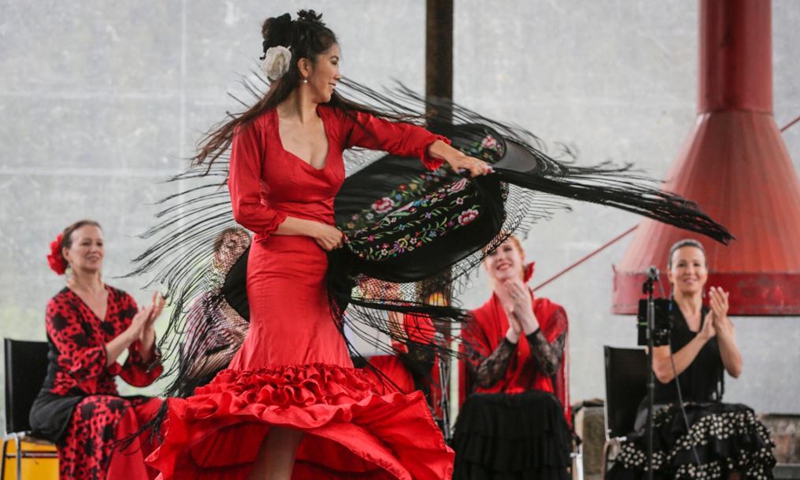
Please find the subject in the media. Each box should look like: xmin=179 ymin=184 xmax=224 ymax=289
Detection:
xmin=302 ymin=78 xmax=308 ymax=84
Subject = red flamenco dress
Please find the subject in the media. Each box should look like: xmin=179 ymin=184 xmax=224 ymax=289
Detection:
xmin=29 ymin=286 xmax=164 ymax=480
xmin=146 ymin=106 xmax=454 ymax=479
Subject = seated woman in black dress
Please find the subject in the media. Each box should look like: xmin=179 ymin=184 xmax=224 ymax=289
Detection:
xmin=454 ymin=236 xmax=573 ymax=480
xmin=607 ymin=239 xmax=776 ymax=480
xmin=30 ymin=219 xmax=164 ymax=479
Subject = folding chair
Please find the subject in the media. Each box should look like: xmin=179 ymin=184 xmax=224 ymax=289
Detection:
xmin=602 ymin=346 xmax=648 ymax=477
xmin=2 ymin=338 xmax=58 ymax=480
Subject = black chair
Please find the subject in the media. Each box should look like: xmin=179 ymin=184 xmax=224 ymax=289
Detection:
xmin=602 ymin=346 xmax=648 ymax=477
xmin=2 ymin=338 xmax=58 ymax=480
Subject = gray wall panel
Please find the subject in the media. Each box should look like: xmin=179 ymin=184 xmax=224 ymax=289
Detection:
xmin=1 ymin=1 xmax=797 ymax=412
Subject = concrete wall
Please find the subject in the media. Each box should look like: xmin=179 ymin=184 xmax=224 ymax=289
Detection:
xmin=1 ymin=1 xmax=798 ymax=414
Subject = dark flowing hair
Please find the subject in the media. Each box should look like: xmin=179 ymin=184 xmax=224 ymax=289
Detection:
xmin=193 ymin=9 xmax=424 ymax=171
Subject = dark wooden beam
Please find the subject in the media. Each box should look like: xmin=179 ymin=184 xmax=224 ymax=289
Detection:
xmin=426 ymin=0 xmax=453 ymax=127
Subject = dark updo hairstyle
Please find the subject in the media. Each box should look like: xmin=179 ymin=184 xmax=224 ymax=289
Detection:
xmin=193 ymin=9 xmax=417 ymax=171
xmin=667 ymin=238 xmax=706 ymax=269
xmin=62 ymin=219 xmax=103 ymax=250
xmin=46 ymin=219 xmax=102 ymax=275
xmin=260 ymin=11 xmax=336 ymax=89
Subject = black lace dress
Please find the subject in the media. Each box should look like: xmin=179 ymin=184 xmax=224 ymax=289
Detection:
xmin=452 ymin=293 xmax=572 ymax=480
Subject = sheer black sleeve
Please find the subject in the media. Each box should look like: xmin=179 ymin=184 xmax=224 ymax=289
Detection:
xmin=525 ymin=330 xmax=566 ymax=377
xmin=467 ymin=338 xmax=517 ymax=389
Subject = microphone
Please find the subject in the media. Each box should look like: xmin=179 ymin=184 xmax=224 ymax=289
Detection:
xmin=647 ymin=266 xmax=659 ymax=281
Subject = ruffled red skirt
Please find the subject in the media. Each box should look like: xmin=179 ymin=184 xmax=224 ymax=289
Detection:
xmin=147 ymin=363 xmax=453 ymax=479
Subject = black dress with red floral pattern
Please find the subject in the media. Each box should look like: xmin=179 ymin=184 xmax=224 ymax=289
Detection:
xmin=29 ymin=286 xmax=163 ymax=480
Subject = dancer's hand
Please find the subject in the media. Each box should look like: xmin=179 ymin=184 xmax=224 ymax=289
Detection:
xmin=445 ymin=153 xmax=493 ymax=177
xmin=428 ymin=140 xmax=493 ymax=177
xmin=313 ymin=223 xmax=345 ymax=251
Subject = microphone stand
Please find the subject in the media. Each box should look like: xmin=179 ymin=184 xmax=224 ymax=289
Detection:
xmin=642 ymin=269 xmax=657 ymax=480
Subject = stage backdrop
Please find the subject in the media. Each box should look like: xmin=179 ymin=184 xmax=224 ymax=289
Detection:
xmin=1 ymin=1 xmax=798 ymax=419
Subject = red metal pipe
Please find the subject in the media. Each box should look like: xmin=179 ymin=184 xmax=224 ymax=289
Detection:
xmin=533 ymin=226 xmax=638 ymax=292
xmin=699 ymin=0 xmax=773 ymax=113
xmin=781 ymin=114 xmax=800 ymax=133
xmin=533 ymin=113 xmax=799 ymax=296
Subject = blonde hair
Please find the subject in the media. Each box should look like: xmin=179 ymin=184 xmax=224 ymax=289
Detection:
xmin=482 ymin=233 xmax=525 ymax=257
xmin=505 ymin=235 xmax=524 ymax=256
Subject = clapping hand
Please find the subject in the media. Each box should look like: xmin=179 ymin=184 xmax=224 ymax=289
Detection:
xmin=128 ymin=304 xmax=154 ymax=342
xmin=503 ymin=302 xmax=523 ymax=343
xmin=708 ymin=286 xmax=731 ymax=335
xmin=699 ymin=309 xmax=717 ymax=341
xmin=140 ymin=292 xmax=164 ymax=344
xmin=504 ymin=278 xmax=531 ymax=313
xmin=500 ymin=278 xmax=537 ymax=341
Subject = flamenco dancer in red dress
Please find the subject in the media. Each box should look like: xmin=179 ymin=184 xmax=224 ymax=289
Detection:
xmin=136 ymin=9 xmax=739 ymax=480
xmin=146 ymin=11 xmax=491 ymax=480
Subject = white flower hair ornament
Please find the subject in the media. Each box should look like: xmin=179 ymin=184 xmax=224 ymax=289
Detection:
xmin=261 ymin=46 xmax=292 ymax=81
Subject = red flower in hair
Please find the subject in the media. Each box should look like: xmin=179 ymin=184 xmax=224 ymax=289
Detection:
xmin=47 ymin=233 xmax=67 ymax=275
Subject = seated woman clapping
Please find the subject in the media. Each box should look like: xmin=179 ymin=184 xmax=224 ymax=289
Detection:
xmin=454 ymin=236 xmax=572 ymax=480
xmin=30 ymin=219 xmax=164 ymax=480
xmin=606 ymin=239 xmax=776 ymax=480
